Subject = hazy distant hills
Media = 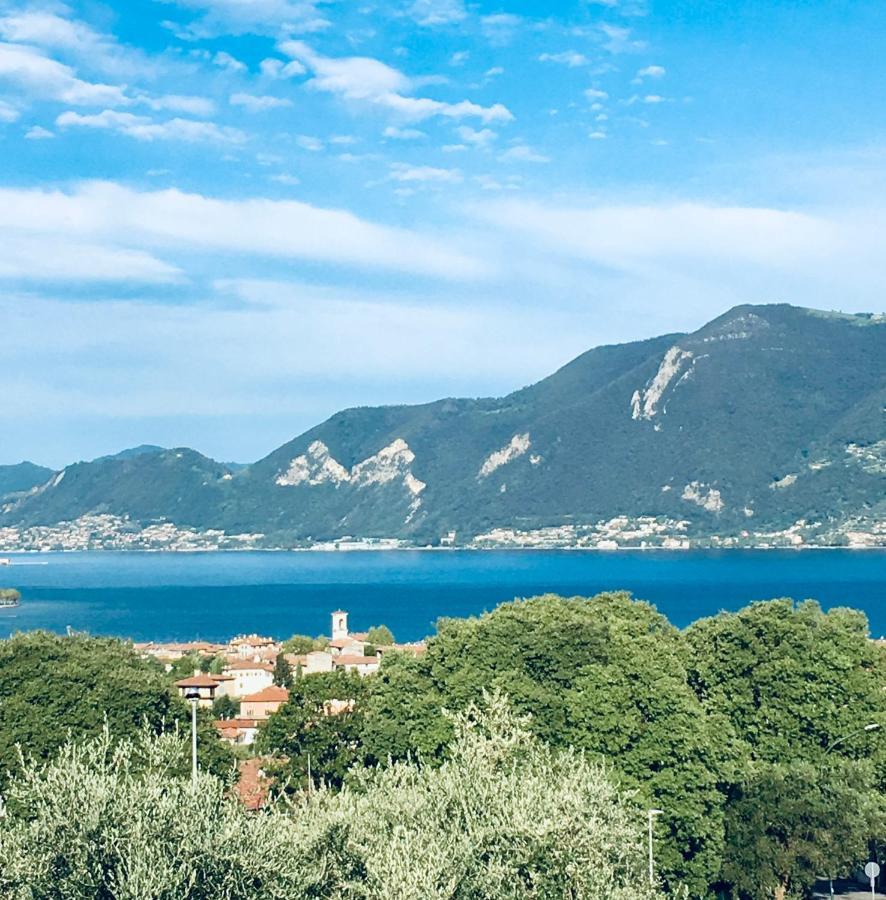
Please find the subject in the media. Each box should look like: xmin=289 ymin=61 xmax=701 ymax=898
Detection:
xmin=2 ymin=304 xmax=884 ymax=547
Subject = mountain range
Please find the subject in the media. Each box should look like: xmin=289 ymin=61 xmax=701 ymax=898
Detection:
xmin=2 ymin=304 xmax=884 ymax=549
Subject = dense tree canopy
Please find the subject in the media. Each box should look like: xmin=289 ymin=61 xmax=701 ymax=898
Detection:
xmin=0 ymin=695 xmax=661 ymax=900
xmin=365 ymin=624 xmax=395 ymax=646
xmin=258 ymin=670 xmax=368 ymax=790
xmin=0 ymin=631 xmax=233 ymax=784
xmin=686 ymin=600 xmax=886 ymax=898
xmin=361 ymin=593 xmax=732 ymax=896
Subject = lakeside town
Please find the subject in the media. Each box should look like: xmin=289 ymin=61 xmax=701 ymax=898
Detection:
xmin=0 ymin=510 xmax=884 ymax=552
xmin=154 ymin=611 xmax=424 ymax=748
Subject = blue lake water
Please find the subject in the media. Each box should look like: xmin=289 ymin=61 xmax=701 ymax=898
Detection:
xmin=0 ymin=550 xmax=884 ymax=642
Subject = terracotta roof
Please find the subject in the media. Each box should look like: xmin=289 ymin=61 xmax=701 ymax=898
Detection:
xmin=329 ymin=637 xmax=363 ymax=649
xmin=237 ymin=758 xmax=270 ymax=811
xmin=241 ymin=685 xmax=290 ymax=703
xmin=213 ymin=717 xmax=258 ymax=730
xmin=223 ymin=660 xmax=274 ymax=672
xmin=175 ymin=674 xmax=221 ymax=688
xmin=333 ymin=655 xmax=379 ymax=667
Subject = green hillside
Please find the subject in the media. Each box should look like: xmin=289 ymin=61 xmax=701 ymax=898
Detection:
xmin=2 ymin=305 xmax=884 ymax=547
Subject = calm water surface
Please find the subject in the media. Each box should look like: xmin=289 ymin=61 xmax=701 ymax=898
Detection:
xmin=0 ymin=550 xmax=884 ymax=642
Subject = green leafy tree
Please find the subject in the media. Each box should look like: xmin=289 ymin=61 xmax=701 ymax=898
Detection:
xmin=258 ymin=670 xmax=367 ymax=790
xmin=362 ymin=593 xmax=732 ymax=896
xmin=273 ymin=654 xmax=293 ymax=688
xmin=0 ymin=631 xmax=233 ymax=785
xmin=0 ymin=695 xmax=664 ymax=900
xmin=212 ymin=695 xmax=238 ymax=720
xmin=722 ymin=759 xmax=884 ymax=900
xmin=365 ymin=624 xmax=394 ymax=646
xmin=686 ymin=599 xmax=886 ymax=895
xmin=281 ymin=634 xmax=315 ymax=655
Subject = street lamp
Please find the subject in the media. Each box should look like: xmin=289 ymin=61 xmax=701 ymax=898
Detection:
xmin=825 ymin=722 xmax=880 ymax=756
xmin=184 ymin=688 xmax=200 ymax=783
xmin=648 ymin=808 xmax=664 ymax=886
xmin=824 ymin=723 xmax=881 ymax=899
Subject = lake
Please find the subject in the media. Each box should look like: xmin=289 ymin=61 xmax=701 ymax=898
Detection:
xmin=0 ymin=550 xmax=884 ymax=642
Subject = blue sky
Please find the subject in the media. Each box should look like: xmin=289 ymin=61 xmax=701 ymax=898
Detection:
xmin=2 ymin=0 xmax=886 ymax=467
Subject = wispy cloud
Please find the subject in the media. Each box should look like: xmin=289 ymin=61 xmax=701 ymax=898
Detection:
xmin=406 ymin=0 xmax=468 ymax=27
xmin=280 ymin=40 xmax=513 ymax=123
xmin=499 ymin=144 xmax=550 ymax=163
xmin=56 ymin=110 xmax=246 ymax=143
xmin=538 ymin=51 xmax=590 ymax=68
xmin=388 ymin=162 xmax=463 ymax=183
xmin=160 ymin=0 xmax=331 ymax=38
xmin=0 ymin=41 xmax=127 ymax=105
xmin=0 ymin=180 xmax=488 ymax=279
xmin=230 ymin=92 xmax=293 ymax=112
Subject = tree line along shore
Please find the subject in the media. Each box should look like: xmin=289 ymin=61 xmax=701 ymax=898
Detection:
xmin=1 ymin=592 xmax=885 ymax=900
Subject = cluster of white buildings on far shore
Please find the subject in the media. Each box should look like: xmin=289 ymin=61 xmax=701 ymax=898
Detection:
xmin=135 ymin=611 xmax=424 ymax=746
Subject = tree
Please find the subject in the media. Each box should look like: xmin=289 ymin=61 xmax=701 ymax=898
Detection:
xmin=273 ymin=653 xmax=293 ymax=688
xmin=722 ymin=759 xmax=883 ymax=900
xmin=258 ymin=670 xmax=367 ymax=790
xmin=0 ymin=695 xmax=664 ymax=900
xmin=686 ymin=599 xmax=886 ymax=896
xmin=361 ymin=593 xmax=732 ymax=896
xmin=0 ymin=631 xmax=233 ymax=785
xmin=281 ymin=634 xmax=315 ymax=655
xmin=365 ymin=624 xmax=395 ymax=646
xmin=212 ymin=695 xmax=238 ymax=720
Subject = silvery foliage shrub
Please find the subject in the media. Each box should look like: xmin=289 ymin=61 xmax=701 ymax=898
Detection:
xmin=0 ymin=693 xmax=663 ymax=900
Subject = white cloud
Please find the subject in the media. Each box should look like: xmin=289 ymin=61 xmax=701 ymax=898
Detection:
xmin=449 ymin=50 xmax=469 ymax=66
xmin=499 ymin=144 xmax=550 ymax=163
xmin=213 ymin=50 xmax=246 ymax=73
xmin=270 ymin=173 xmax=301 ymax=185
xmin=24 ymin=124 xmax=53 ymax=139
xmin=0 ymin=97 xmax=18 ymax=121
xmin=259 ymin=57 xmax=306 ymax=79
xmin=480 ymin=13 xmax=522 ymax=45
xmin=0 ymin=180 xmax=487 ymax=279
xmin=296 ymin=134 xmax=323 ymax=151
xmin=643 ymin=94 xmax=665 ymax=104
xmin=384 ymin=125 xmax=426 ymax=139
xmin=0 ymin=41 xmax=128 ymax=105
xmin=56 ymin=110 xmax=246 ymax=143
xmin=388 ymin=163 xmax=463 ymax=183
xmin=599 ymin=24 xmax=647 ymax=54
xmin=162 ymin=0 xmax=331 ymax=38
xmin=584 ymin=88 xmax=609 ymax=101
xmin=407 ymin=0 xmax=468 ymax=26
xmin=485 ymin=66 xmax=504 ymax=77
xmin=538 ymin=51 xmax=590 ymax=67
xmin=0 ymin=236 xmax=181 ymax=283
xmin=456 ymin=126 xmax=497 ymax=147
xmin=636 ymin=64 xmax=665 ymax=79
xmin=588 ymin=130 xmax=607 ymax=139
xmin=281 ymin=40 xmax=513 ymax=124
xmin=230 ymin=92 xmax=293 ymax=111
xmin=142 ymin=94 xmax=215 ymax=116
xmin=0 ymin=9 xmax=160 ymax=80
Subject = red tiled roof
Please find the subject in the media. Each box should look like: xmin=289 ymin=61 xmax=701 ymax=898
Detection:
xmin=329 ymin=637 xmax=363 ymax=649
xmin=213 ymin=717 xmax=258 ymax=730
xmin=333 ymin=655 xmax=379 ymax=667
xmin=241 ymin=685 xmax=290 ymax=703
xmin=223 ymin=660 xmax=274 ymax=672
xmin=175 ymin=674 xmax=221 ymax=688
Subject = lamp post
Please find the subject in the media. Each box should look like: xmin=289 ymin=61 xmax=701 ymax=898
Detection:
xmin=184 ymin=688 xmax=199 ymax=783
xmin=648 ymin=808 xmax=664 ymax=886
xmin=824 ymin=723 xmax=880 ymax=899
